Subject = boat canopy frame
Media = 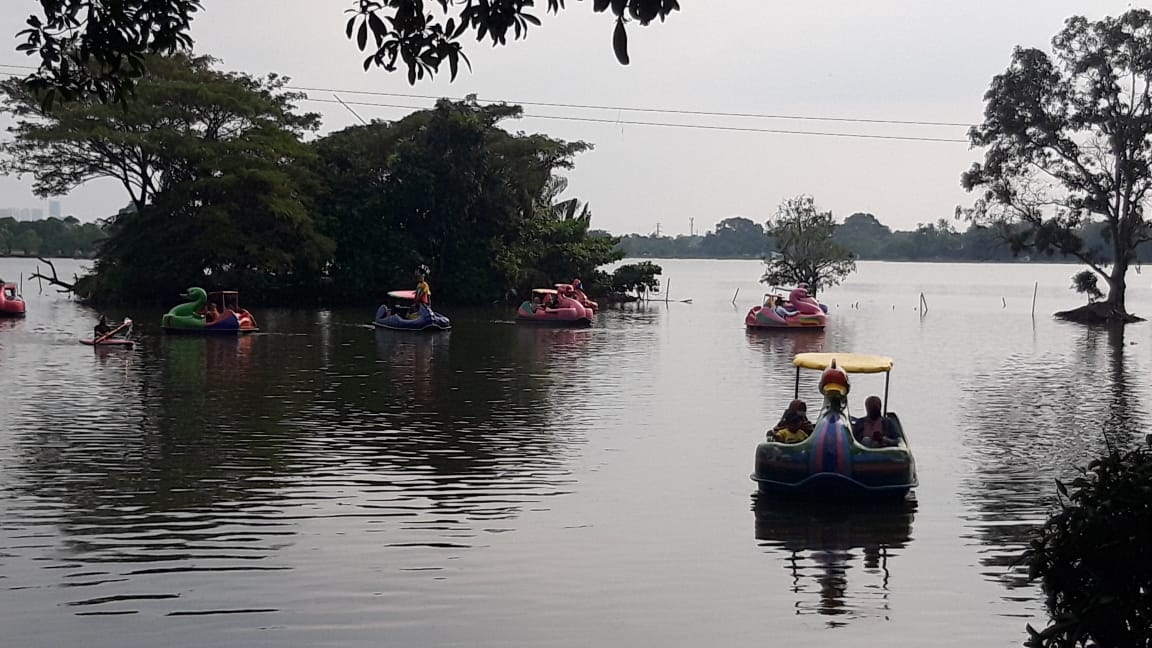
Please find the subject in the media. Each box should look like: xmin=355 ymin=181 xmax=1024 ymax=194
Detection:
xmin=791 ymin=352 xmax=894 ymax=415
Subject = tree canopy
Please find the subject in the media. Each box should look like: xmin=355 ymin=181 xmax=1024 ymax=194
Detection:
xmin=18 ymin=1 xmax=679 ymax=105
xmin=310 ymin=97 xmax=619 ymax=304
xmin=760 ymin=195 xmax=855 ymax=296
xmin=961 ymin=9 xmax=1152 ymax=322
xmin=1 ymin=54 xmax=333 ymax=301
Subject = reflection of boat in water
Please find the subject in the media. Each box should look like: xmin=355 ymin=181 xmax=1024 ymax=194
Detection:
xmin=745 ymin=328 xmax=828 ymax=358
xmin=754 ymin=496 xmax=916 ymax=624
xmin=374 ymin=328 xmax=448 ymax=403
xmin=752 ymin=353 xmax=918 ymax=500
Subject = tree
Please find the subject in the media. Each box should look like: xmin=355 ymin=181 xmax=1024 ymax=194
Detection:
xmin=699 ymin=216 xmax=767 ymax=258
xmin=1024 ymin=442 xmax=1152 ymax=648
xmin=832 ymin=212 xmax=891 ymax=259
xmin=960 ymin=9 xmax=1152 ymax=323
xmin=611 ymin=261 xmax=662 ymax=296
xmin=517 ymin=175 xmax=623 ymax=292
xmin=761 ymin=195 xmax=855 ymax=296
xmin=1071 ymin=270 xmax=1104 ymax=304
xmin=18 ymin=1 xmax=678 ymax=105
xmin=310 ymin=97 xmax=610 ymax=304
xmin=14 ymin=229 xmax=41 ymax=256
xmin=1 ymin=54 xmax=332 ymax=301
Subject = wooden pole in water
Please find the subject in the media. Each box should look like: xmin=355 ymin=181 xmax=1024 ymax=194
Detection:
xmin=732 ymin=287 xmax=740 ymax=305
xmin=919 ymin=292 xmax=927 ymax=315
xmin=665 ymin=278 xmax=670 ymax=304
xmin=1031 ymin=281 xmax=1038 ymax=318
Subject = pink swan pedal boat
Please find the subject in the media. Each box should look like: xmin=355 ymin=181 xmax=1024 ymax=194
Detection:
xmin=746 ymin=286 xmax=828 ymax=330
xmin=517 ymin=288 xmax=594 ymax=326
xmin=557 ymin=282 xmax=598 ymax=313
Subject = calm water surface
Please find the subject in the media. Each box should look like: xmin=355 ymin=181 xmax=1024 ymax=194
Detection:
xmin=1 ymin=258 xmax=1149 ymax=647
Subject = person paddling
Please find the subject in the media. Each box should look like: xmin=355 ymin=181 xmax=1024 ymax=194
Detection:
xmin=94 ymin=315 xmax=112 ymax=338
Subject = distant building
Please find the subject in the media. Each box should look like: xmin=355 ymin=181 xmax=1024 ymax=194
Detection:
xmin=1 ymin=206 xmax=48 ymax=221
xmin=49 ymin=200 xmax=61 ymax=219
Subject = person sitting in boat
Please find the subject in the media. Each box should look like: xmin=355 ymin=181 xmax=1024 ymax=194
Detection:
xmin=204 ymin=301 xmax=220 ymax=323
xmin=410 ymin=265 xmax=432 ymax=319
xmin=94 ymin=315 xmax=112 ymax=337
xmin=572 ymin=278 xmax=588 ymax=299
xmin=770 ymin=399 xmax=813 ymax=443
xmin=853 ymin=396 xmax=899 ymax=447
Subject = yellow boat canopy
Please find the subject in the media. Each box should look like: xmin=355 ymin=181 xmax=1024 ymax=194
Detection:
xmin=792 ymin=352 xmax=894 ymax=374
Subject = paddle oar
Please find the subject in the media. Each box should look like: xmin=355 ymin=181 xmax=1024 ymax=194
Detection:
xmin=94 ymin=320 xmax=129 ymax=344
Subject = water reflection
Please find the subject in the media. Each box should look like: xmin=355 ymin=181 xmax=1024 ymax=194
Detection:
xmin=745 ymin=329 xmax=829 ymax=361
xmin=753 ymin=496 xmax=916 ymax=626
xmin=0 ymin=314 xmax=583 ymax=620
xmin=958 ymin=323 xmax=1146 ymax=597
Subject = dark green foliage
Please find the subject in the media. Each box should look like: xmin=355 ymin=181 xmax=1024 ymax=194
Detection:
xmin=0 ymin=216 xmax=105 ymax=257
xmin=310 ymin=97 xmax=618 ymax=304
xmin=1025 ymin=442 xmax=1152 ymax=648
xmin=611 ymin=261 xmax=662 ymax=294
xmin=960 ymin=9 xmax=1152 ymax=317
xmin=1 ymin=54 xmax=332 ymax=302
xmin=761 ymin=195 xmax=855 ymax=297
xmin=1071 ymin=270 xmax=1104 ymax=303
xmin=17 ymin=0 xmax=202 ymax=106
xmin=20 ymin=1 xmax=677 ymax=105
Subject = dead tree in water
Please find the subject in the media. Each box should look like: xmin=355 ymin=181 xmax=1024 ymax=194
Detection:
xmin=29 ymin=257 xmax=79 ymax=296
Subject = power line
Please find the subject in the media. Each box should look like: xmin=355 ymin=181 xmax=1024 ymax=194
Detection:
xmin=299 ymin=96 xmax=970 ymax=143
xmin=0 ymin=60 xmax=974 ymax=130
xmin=0 ymin=60 xmax=971 ymax=142
xmin=285 ymin=84 xmax=975 ymax=128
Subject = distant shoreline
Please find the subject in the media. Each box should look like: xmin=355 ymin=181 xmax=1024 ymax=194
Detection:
xmin=617 ymin=255 xmax=1078 ymax=264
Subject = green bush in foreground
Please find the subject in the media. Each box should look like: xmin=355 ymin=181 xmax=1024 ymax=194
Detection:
xmin=1025 ymin=439 xmax=1152 ymax=648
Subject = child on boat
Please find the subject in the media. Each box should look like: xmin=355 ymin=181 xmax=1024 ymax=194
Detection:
xmin=770 ymin=399 xmax=813 ymax=443
xmin=852 ymin=396 xmax=900 ymax=447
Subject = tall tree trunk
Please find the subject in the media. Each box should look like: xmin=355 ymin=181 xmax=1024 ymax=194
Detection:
xmin=1106 ymin=257 xmax=1128 ymax=316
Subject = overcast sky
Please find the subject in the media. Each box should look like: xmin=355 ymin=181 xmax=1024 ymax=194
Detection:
xmin=0 ymin=1 xmax=1137 ymax=234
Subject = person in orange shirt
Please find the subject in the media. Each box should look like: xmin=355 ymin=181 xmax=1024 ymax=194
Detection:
xmin=410 ymin=265 xmax=432 ymax=319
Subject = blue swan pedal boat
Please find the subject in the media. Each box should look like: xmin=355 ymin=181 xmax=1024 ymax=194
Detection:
xmin=752 ymin=352 xmax=918 ymax=500
xmin=374 ymin=290 xmax=451 ymax=332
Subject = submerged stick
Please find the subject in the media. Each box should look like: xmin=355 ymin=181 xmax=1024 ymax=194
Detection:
xmin=732 ymin=287 xmax=739 ymax=305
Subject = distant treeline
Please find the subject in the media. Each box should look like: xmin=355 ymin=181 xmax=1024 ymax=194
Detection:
xmin=0 ymin=216 xmax=107 ymax=258
xmin=616 ymin=213 xmax=1152 ymax=262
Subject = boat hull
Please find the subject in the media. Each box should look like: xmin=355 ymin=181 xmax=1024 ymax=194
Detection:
xmin=0 ymin=285 xmax=25 ymax=317
xmin=373 ymin=304 xmax=451 ymax=331
xmin=515 ymin=300 xmax=593 ymax=326
xmin=80 ymin=338 xmax=135 ymax=347
xmin=752 ymin=411 xmax=916 ymax=500
xmin=162 ymin=311 xmax=258 ymax=334
xmin=746 ymin=305 xmax=826 ymax=329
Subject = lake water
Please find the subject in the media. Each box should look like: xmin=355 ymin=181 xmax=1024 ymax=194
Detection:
xmin=1 ymin=258 xmax=1148 ymax=647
